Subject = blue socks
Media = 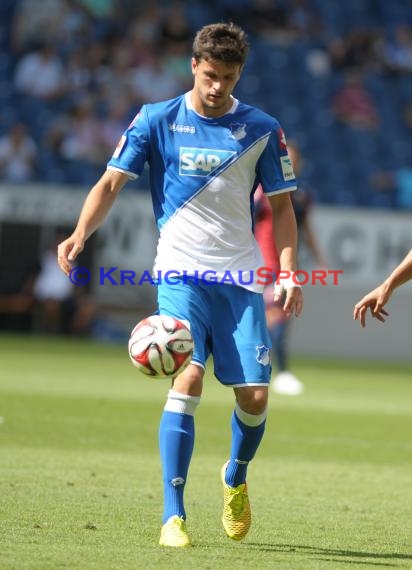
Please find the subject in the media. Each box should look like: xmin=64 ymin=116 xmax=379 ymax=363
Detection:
xmin=224 ymin=405 xmax=267 ymax=488
xmin=159 ymin=391 xmax=267 ymax=522
xmin=159 ymin=391 xmax=200 ymax=523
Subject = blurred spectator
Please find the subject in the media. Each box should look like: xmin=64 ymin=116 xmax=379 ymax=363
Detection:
xmin=403 ymin=100 xmax=412 ymax=130
xmin=288 ymin=0 xmax=325 ymax=41
xmin=46 ymin=96 xmax=105 ymax=170
xmin=162 ymin=41 xmax=193 ymax=91
xmin=14 ymin=42 xmax=67 ymax=102
xmin=100 ymin=98 xmax=130 ymax=157
xmin=328 ymin=28 xmax=382 ymax=73
xmin=158 ymin=0 xmax=193 ymax=88
xmin=0 ymin=263 xmax=39 ymax=332
xmin=11 ymin=0 xmax=70 ymax=54
xmin=0 ymin=122 xmax=38 ymax=183
xmin=127 ymin=3 xmax=163 ymax=63
xmin=371 ymin=167 xmax=412 ymax=209
xmin=65 ymin=46 xmax=94 ymax=93
xmin=130 ymin=52 xmax=182 ymax=103
xmin=332 ymin=71 xmax=379 ymax=131
xmin=245 ymin=0 xmax=297 ymax=44
xmin=33 ymin=231 xmax=95 ymax=335
xmin=159 ymin=1 xmax=193 ymax=49
xmin=305 ymin=47 xmax=331 ymax=77
xmin=379 ymin=24 xmax=412 ymax=75
xmin=76 ymin=0 xmax=117 ymax=20
xmin=93 ymin=39 xmax=135 ymax=104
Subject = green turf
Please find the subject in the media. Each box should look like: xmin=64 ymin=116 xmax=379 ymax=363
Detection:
xmin=1 ymin=333 xmax=411 ymax=569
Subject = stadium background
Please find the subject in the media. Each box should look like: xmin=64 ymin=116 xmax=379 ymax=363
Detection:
xmin=0 ymin=0 xmax=412 ymax=360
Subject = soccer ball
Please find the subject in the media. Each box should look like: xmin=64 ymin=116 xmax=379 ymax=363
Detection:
xmin=128 ymin=315 xmax=194 ymax=377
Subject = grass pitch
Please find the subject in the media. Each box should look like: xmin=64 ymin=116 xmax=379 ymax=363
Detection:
xmin=1 ymin=333 xmax=411 ymax=569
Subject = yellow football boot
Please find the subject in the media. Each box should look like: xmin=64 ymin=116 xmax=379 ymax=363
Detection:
xmin=159 ymin=515 xmax=191 ymax=547
xmin=221 ymin=461 xmax=251 ymax=541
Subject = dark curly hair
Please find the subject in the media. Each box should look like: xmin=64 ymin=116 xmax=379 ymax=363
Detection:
xmin=192 ymin=22 xmax=249 ymax=67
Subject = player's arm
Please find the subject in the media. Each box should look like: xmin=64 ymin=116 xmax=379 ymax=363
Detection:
xmin=268 ymin=191 xmax=303 ymax=317
xmin=57 ymin=169 xmax=129 ymax=275
xmin=353 ymin=248 xmax=412 ymax=327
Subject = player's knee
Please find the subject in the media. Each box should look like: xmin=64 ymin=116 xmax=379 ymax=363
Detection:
xmin=164 ymin=389 xmax=201 ymax=416
xmin=172 ymin=363 xmax=204 ymax=396
xmin=235 ymin=386 xmax=268 ymax=414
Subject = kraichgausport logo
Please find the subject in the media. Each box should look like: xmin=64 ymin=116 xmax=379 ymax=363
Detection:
xmin=179 ymin=147 xmax=236 ymax=176
xmin=69 ymin=267 xmax=344 ymax=286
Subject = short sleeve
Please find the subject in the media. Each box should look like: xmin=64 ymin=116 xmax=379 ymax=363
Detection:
xmin=107 ymin=106 xmax=150 ymax=179
xmin=257 ymin=125 xmax=297 ymax=196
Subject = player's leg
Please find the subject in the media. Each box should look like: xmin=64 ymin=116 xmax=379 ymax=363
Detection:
xmin=226 ymin=385 xmax=268 ymax=487
xmin=266 ymin=295 xmax=304 ymax=396
xmin=160 ymin=365 xmax=203 ymax=524
xmin=212 ymin=285 xmax=271 ymax=540
xmin=157 ymin=279 xmax=209 ymax=547
xmin=265 ymin=300 xmax=289 ymax=373
xmin=159 ymin=364 xmax=203 ymax=547
xmin=220 ymin=385 xmax=268 ymax=540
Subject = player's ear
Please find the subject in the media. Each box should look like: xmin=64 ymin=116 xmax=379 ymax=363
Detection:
xmin=191 ymin=57 xmax=198 ymax=75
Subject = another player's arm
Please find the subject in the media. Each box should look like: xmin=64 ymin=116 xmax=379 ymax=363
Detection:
xmin=353 ymin=248 xmax=412 ymax=327
xmin=57 ymin=169 xmax=129 ymax=275
xmin=268 ymin=191 xmax=303 ymax=317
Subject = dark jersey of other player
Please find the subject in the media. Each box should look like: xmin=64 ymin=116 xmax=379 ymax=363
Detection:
xmin=254 ymin=183 xmax=311 ymax=271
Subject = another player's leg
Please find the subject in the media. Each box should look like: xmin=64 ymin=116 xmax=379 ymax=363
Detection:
xmin=270 ymin=316 xmax=288 ymax=372
xmin=158 ymin=365 xmax=203 ymax=547
xmin=267 ymin=302 xmax=304 ymax=396
xmin=221 ymin=387 xmax=268 ymax=540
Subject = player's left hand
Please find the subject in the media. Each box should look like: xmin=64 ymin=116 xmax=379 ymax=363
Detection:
xmin=274 ymin=284 xmax=303 ymax=317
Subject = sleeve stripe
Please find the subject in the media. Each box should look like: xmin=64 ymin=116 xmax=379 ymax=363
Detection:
xmin=265 ymin=185 xmax=297 ymax=196
xmin=107 ymin=166 xmax=139 ymax=180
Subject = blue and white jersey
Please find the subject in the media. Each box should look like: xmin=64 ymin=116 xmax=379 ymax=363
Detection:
xmin=107 ymin=92 xmax=297 ymax=292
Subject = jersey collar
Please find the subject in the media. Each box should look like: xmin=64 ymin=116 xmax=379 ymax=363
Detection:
xmin=185 ymin=92 xmax=239 ymax=117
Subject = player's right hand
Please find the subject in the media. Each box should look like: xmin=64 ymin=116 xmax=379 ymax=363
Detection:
xmin=57 ymin=236 xmax=84 ymax=275
xmin=353 ymin=284 xmax=391 ymax=328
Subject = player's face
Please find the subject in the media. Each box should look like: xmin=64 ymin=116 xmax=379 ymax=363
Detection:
xmin=191 ymin=58 xmax=242 ymax=117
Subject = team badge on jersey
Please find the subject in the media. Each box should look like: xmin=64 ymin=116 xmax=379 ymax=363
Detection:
xmin=256 ymin=345 xmax=270 ymax=366
xmin=179 ymin=147 xmax=236 ymax=177
xmin=229 ymin=122 xmax=247 ymax=140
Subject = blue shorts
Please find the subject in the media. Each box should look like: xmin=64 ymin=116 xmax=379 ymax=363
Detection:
xmin=157 ymin=279 xmax=271 ymax=386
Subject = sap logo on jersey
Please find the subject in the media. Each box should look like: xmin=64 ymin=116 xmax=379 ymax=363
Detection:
xmin=179 ymin=147 xmax=236 ymax=176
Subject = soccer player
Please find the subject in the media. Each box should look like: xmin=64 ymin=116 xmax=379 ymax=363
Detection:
xmin=354 ymin=249 xmax=412 ymax=327
xmin=254 ymin=142 xmax=326 ymax=395
xmin=57 ymin=23 xmax=303 ymax=547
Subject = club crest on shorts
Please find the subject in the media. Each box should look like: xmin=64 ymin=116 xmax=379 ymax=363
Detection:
xmin=256 ymin=345 xmax=270 ymax=366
